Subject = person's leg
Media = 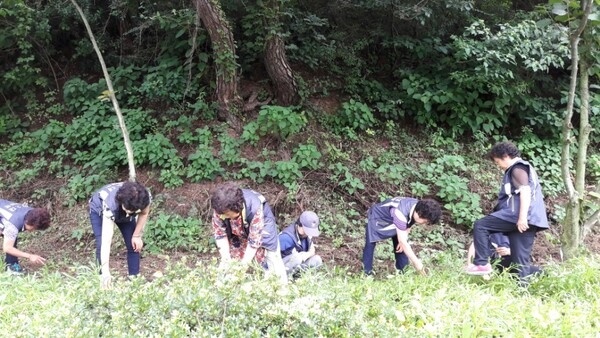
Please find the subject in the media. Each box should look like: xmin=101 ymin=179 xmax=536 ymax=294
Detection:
xmin=5 ymin=237 xmax=19 ymax=266
xmin=263 ymin=241 xmax=288 ymax=284
xmin=90 ymin=210 xmax=103 ymax=269
xmin=301 ymin=254 xmax=323 ymax=269
xmin=507 ymin=228 xmax=537 ymax=282
xmin=362 ymin=223 xmax=377 ymax=275
xmin=116 ymin=219 xmax=140 ymax=276
xmin=472 ymin=216 xmax=517 ymax=266
xmin=496 ymin=255 xmax=512 ymax=272
xmin=282 ymin=252 xmax=303 ymax=276
xmin=391 ymin=235 xmax=409 ymax=271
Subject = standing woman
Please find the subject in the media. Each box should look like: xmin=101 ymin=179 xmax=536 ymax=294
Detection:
xmin=89 ymin=181 xmax=151 ymax=288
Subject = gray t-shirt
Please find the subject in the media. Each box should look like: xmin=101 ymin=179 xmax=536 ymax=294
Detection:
xmin=0 ymin=219 xmax=19 ymax=241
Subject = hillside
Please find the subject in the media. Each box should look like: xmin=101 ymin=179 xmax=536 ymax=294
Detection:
xmin=4 ymin=119 xmax=575 ymax=280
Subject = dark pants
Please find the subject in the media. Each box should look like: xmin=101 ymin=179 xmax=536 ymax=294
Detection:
xmin=90 ymin=211 xmax=140 ymax=276
xmin=473 ymin=215 xmax=539 ymax=280
xmin=5 ymin=237 xmax=19 ymax=265
xmin=362 ymin=225 xmax=409 ymax=275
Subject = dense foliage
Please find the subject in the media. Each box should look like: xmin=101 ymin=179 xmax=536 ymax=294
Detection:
xmin=1 ymin=1 xmax=599 ymax=335
xmin=0 ymin=0 xmax=598 ymax=246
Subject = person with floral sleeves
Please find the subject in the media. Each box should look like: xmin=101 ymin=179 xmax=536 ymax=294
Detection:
xmin=210 ymin=182 xmax=287 ymax=284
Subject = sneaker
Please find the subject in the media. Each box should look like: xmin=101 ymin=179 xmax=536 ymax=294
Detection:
xmin=6 ymin=263 xmax=25 ymax=275
xmin=465 ymin=263 xmax=492 ymax=276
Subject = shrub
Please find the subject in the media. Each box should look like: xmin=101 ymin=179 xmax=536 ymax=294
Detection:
xmin=292 ymin=143 xmax=322 ymax=170
xmin=255 ymin=105 xmax=308 ymax=141
xmin=332 ymin=99 xmax=376 ymax=133
xmin=144 ymin=213 xmax=212 ymax=253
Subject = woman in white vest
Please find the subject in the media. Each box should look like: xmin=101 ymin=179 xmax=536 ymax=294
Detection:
xmin=89 ymin=181 xmax=151 ymax=288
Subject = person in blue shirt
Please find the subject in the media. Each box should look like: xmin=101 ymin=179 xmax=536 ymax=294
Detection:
xmin=0 ymin=199 xmax=51 ymax=274
xmin=279 ymin=211 xmax=322 ymax=278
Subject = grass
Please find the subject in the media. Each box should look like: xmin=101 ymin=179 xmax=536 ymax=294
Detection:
xmin=2 ymin=254 xmax=600 ymax=337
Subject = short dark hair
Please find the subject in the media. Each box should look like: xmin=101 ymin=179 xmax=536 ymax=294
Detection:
xmin=488 ymin=141 xmax=520 ymax=160
xmin=115 ymin=182 xmax=150 ymax=211
xmin=211 ymin=182 xmax=244 ymax=214
xmin=24 ymin=208 xmax=51 ymax=230
xmin=414 ymin=199 xmax=442 ymax=224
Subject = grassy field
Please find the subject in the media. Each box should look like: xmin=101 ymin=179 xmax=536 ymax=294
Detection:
xmin=2 ymin=253 xmax=599 ymax=337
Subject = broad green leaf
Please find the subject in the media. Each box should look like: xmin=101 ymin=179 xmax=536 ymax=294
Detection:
xmin=552 ymin=3 xmax=568 ymax=16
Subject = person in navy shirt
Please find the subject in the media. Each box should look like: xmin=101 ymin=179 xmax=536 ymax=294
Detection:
xmin=89 ymin=181 xmax=151 ymax=288
xmin=279 ymin=211 xmax=322 ymax=278
xmin=362 ymin=197 xmax=442 ymax=276
xmin=0 ymin=199 xmax=51 ymax=274
xmin=466 ymin=141 xmax=549 ymax=282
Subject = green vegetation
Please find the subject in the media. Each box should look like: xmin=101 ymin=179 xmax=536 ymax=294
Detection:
xmin=2 ymin=258 xmax=600 ymax=336
xmin=1 ymin=0 xmax=599 ymax=335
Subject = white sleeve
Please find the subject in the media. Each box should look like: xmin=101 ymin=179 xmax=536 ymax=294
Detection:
xmin=100 ymin=215 xmax=115 ymax=276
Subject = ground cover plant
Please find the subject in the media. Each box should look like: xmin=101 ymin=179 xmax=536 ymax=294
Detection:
xmin=2 ymin=258 xmax=600 ymax=337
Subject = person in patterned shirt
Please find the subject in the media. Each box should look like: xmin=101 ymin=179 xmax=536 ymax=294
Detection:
xmin=210 ymin=182 xmax=287 ymax=284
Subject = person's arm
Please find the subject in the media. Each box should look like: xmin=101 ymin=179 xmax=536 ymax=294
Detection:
xmin=395 ymin=228 xmax=424 ymax=274
xmin=513 ymin=167 xmax=531 ymax=233
xmin=100 ymin=216 xmax=115 ymax=288
xmin=131 ymin=205 xmax=150 ymax=252
xmin=302 ymin=242 xmax=316 ymax=261
xmin=212 ymin=212 xmax=231 ymax=263
xmin=3 ymin=238 xmax=46 ymax=265
xmin=215 ymin=237 xmax=232 ymax=261
xmin=279 ymin=234 xmax=295 ymax=253
xmin=241 ymin=205 xmax=265 ymax=264
xmin=241 ymin=246 xmax=259 ymax=265
xmin=1 ymin=222 xmax=46 ymax=264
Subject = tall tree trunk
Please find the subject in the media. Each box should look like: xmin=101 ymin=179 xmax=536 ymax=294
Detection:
xmin=264 ymin=35 xmax=300 ymax=106
xmin=262 ymin=0 xmax=300 ymax=106
xmin=194 ymin=0 xmax=242 ymax=125
xmin=559 ymin=0 xmax=594 ymax=259
xmin=71 ymin=0 xmax=136 ymax=182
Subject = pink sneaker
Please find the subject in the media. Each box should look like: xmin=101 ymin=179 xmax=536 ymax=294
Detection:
xmin=465 ymin=263 xmax=492 ymax=276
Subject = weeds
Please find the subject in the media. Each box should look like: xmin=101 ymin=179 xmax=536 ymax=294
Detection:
xmin=1 ymin=258 xmax=600 ymax=336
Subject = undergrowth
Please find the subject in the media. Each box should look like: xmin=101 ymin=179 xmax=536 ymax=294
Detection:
xmin=1 ymin=257 xmax=600 ymax=336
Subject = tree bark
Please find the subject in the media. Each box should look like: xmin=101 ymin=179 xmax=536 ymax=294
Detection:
xmin=262 ymin=0 xmax=300 ymax=106
xmin=264 ymin=35 xmax=300 ymax=106
xmin=559 ymin=0 xmax=594 ymax=259
xmin=194 ymin=0 xmax=242 ymax=125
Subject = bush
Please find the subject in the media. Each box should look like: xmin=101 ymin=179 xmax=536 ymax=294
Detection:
xmin=144 ymin=213 xmax=212 ymax=253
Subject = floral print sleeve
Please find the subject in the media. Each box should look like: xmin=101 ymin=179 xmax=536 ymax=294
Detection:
xmin=247 ymin=205 xmax=264 ymax=249
xmin=212 ymin=211 xmax=227 ymax=240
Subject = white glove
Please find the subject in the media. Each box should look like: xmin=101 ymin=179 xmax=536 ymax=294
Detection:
xmin=101 ymin=273 xmax=112 ymax=289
